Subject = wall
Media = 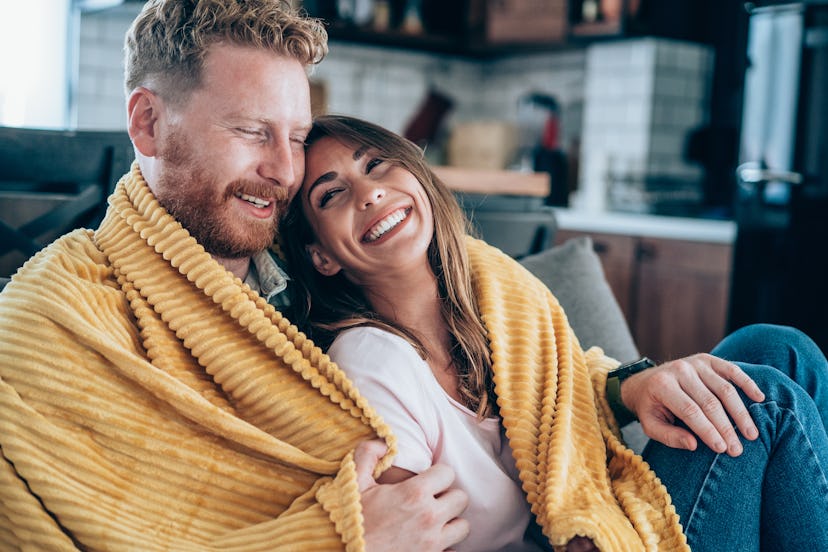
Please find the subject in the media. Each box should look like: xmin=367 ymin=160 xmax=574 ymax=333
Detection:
xmin=576 ymin=39 xmax=714 ymax=214
xmin=76 ymin=3 xmax=585 ymax=165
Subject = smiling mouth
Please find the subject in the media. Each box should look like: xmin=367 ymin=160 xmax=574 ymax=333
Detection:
xmin=235 ymin=192 xmax=272 ymax=209
xmin=363 ymin=208 xmax=410 ymax=243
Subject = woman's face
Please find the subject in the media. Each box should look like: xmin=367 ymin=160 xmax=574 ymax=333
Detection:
xmin=300 ymin=136 xmax=434 ymax=283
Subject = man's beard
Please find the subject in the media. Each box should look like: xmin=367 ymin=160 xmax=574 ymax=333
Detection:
xmin=154 ymin=130 xmax=289 ymax=259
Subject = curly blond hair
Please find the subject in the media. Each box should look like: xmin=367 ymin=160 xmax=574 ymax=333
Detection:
xmin=124 ymin=0 xmax=327 ymax=103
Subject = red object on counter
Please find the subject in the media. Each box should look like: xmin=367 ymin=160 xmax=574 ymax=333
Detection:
xmin=541 ymin=114 xmax=560 ymax=150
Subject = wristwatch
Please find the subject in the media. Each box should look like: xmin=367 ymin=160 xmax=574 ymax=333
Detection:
xmin=606 ymin=357 xmax=656 ymax=425
xmin=608 ymin=357 xmax=656 ymax=384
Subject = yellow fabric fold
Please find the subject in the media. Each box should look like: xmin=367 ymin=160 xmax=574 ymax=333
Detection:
xmin=467 ymin=237 xmax=688 ymax=551
xmin=0 ymin=165 xmax=394 ymax=550
xmin=0 ymin=163 xmax=687 ymax=550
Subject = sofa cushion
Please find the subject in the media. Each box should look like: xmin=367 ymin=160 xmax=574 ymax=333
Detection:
xmin=519 ymin=236 xmax=639 ymax=362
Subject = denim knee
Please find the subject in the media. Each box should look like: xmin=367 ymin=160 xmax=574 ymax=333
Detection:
xmin=714 ymin=323 xmax=826 ymax=370
xmin=740 ymin=363 xmax=823 ymax=426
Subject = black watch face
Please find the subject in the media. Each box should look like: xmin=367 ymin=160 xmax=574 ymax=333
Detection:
xmin=615 ymin=357 xmax=655 ymax=380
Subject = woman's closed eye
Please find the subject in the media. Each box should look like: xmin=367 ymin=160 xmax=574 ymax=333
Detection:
xmin=366 ymin=157 xmax=384 ymax=174
xmin=318 ymin=186 xmax=344 ymax=208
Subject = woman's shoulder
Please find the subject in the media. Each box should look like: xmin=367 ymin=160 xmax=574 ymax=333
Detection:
xmin=328 ymin=326 xmax=427 ymax=377
xmin=332 ymin=325 xmax=416 ymax=350
xmin=327 ymin=327 xmax=438 ymax=422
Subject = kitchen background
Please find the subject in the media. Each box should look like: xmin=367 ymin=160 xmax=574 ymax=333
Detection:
xmin=6 ymin=0 xmax=717 ymax=216
xmin=1 ymin=0 xmax=826 ymax=359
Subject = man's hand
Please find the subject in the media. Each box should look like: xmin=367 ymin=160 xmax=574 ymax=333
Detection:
xmin=620 ymin=354 xmax=766 ymax=456
xmin=354 ymin=441 xmax=470 ymax=551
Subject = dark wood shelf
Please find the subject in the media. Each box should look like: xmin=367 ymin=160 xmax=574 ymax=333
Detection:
xmin=326 ymin=23 xmax=573 ymax=59
xmin=569 ymin=19 xmax=624 ymax=39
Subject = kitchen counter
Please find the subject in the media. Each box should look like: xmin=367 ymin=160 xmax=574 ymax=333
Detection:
xmin=552 ymin=208 xmax=736 ymax=244
xmin=431 ymin=164 xmax=735 ymax=244
xmin=432 ymin=166 xmax=550 ymax=197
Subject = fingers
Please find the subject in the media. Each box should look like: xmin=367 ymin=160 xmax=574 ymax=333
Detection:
xmin=362 ymin=465 xmax=468 ymax=552
xmin=441 ymin=513 xmax=471 ymax=550
xmin=402 ymin=470 xmax=468 ymax=550
xmin=353 ymin=440 xmax=388 ymax=491
xmin=675 ymin=365 xmax=745 ymax=455
xmin=723 ymin=358 xmax=766 ymax=403
xmin=638 ymin=403 xmax=698 ymax=452
xmin=640 ymin=355 xmax=764 ymax=457
xmin=702 ymin=358 xmax=761 ymax=444
xmin=404 ymin=463 xmax=458 ymax=498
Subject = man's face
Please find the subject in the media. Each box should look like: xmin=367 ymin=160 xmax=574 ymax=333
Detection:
xmin=153 ymin=44 xmax=312 ymax=259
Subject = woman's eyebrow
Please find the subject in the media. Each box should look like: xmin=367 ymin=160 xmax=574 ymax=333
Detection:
xmin=353 ymin=146 xmax=367 ymax=161
xmin=306 ymin=172 xmax=337 ymax=200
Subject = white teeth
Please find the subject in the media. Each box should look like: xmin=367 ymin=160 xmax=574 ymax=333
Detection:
xmin=236 ymin=192 xmax=271 ymax=208
xmin=365 ymin=208 xmax=407 ymax=242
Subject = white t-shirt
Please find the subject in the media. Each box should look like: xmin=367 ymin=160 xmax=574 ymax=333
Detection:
xmin=328 ymin=327 xmax=546 ymax=552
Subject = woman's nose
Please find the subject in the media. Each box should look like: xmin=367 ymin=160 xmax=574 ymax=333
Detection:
xmin=358 ymin=183 xmax=385 ymax=209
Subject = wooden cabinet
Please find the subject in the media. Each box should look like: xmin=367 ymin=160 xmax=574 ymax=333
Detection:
xmin=305 ymin=0 xmax=711 ymax=58
xmin=556 ymin=229 xmax=733 ymax=362
xmin=304 ymin=0 xmax=572 ymax=57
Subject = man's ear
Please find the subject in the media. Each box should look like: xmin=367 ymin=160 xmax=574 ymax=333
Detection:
xmin=307 ymin=245 xmax=341 ymax=276
xmin=127 ymin=87 xmax=163 ymax=157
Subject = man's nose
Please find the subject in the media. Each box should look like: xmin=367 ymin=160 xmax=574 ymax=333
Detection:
xmin=258 ymin=136 xmax=300 ymax=194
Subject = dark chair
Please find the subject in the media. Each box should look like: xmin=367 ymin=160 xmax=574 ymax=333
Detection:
xmin=0 ymin=127 xmax=134 ymax=277
xmin=455 ymin=192 xmax=557 ymax=259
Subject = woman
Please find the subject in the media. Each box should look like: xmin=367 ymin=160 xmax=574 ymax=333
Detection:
xmin=281 ymin=115 xmax=828 ymax=551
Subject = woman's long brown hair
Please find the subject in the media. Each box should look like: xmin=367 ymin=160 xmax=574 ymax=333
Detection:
xmin=280 ymin=115 xmax=497 ymax=418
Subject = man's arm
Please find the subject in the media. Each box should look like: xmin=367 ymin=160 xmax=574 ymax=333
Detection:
xmin=619 ymin=354 xmax=765 ymax=456
xmin=354 ymin=441 xmax=470 ymax=552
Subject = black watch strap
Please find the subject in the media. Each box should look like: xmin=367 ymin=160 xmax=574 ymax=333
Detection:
xmin=609 ymin=357 xmax=656 ymax=383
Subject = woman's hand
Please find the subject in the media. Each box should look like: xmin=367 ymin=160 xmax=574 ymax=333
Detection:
xmin=620 ymin=354 xmax=766 ymax=456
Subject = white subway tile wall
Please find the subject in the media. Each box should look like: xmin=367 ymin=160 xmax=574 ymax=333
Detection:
xmin=76 ymin=4 xmax=584 ymax=145
xmin=575 ymin=38 xmax=713 ymax=212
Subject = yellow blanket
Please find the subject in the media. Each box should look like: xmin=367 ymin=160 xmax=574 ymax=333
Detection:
xmin=0 ymin=165 xmax=687 ymax=551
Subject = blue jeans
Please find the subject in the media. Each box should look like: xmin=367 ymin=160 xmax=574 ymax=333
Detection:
xmin=643 ymin=324 xmax=828 ymax=552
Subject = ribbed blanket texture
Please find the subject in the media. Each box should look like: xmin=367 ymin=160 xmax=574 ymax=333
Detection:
xmin=0 ymin=165 xmax=687 ymax=551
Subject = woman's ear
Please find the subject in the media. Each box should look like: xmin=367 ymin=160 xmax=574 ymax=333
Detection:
xmin=307 ymin=245 xmax=341 ymax=276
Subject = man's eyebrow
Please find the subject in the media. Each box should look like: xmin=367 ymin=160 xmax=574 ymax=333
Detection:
xmin=306 ymin=172 xmax=337 ymax=200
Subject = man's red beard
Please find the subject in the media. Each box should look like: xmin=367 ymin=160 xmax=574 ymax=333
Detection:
xmin=154 ymin=130 xmax=289 ymax=259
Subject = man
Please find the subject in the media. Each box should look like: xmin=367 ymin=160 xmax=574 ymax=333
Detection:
xmin=0 ymin=1 xmax=466 ymax=549
xmin=0 ymin=0 xmax=786 ymax=550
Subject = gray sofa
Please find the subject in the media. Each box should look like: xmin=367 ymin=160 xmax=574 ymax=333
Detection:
xmin=519 ymin=236 xmax=639 ymax=362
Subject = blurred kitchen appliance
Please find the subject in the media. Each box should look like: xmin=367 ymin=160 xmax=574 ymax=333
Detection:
xmin=403 ymin=88 xmax=454 ymax=149
xmin=514 ymin=92 xmax=569 ymax=206
xmin=729 ymin=2 xmax=828 ymax=351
